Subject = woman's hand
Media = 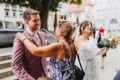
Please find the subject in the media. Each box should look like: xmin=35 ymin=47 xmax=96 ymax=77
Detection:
xmin=16 ymin=32 xmax=25 ymax=40
xmin=101 ymin=47 xmax=109 ymax=53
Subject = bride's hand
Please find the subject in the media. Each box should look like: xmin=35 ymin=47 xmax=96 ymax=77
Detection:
xmin=16 ymin=32 xmax=25 ymax=40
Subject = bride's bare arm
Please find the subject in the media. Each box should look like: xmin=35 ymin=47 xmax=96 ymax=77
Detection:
xmin=16 ymin=32 xmax=62 ymax=57
xmin=74 ymin=38 xmax=79 ymax=51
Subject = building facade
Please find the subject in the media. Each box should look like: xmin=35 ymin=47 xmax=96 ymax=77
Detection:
xmin=67 ymin=0 xmax=94 ymax=24
xmin=94 ymin=0 xmax=120 ymax=30
xmin=0 ymin=3 xmax=26 ymax=29
xmin=47 ymin=2 xmax=68 ymax=31
xmin=47 ymin=0 xmax=94 ymax=31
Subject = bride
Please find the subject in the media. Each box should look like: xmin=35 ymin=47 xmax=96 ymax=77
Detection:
xmin=74 ymin=21 xmax=102 ymax=80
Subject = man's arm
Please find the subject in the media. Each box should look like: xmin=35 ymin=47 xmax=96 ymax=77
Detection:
xmin=11 ymin=38 xmax=35 ymax=80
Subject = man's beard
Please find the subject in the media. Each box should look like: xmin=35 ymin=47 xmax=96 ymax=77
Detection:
xmin=31 ymin=25 xmax=40 ymax=30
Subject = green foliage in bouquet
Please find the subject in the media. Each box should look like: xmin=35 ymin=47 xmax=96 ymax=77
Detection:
xmin=98 ymin=39 xmax=116 ymax=48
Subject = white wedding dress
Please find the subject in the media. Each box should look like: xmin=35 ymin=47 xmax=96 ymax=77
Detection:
xmin=75 ymin=37 xmax=100 ymax=80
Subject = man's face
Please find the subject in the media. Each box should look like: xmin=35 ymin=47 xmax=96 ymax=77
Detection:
xmin=26 ymin=14 xmax=41 ymax=31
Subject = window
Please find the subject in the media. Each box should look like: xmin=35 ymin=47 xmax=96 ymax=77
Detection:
xmin=5 ymin=9 xmax=10 ymax=17
xmin=5 ymin=22 xmax=14 ymax=29
xmin=19 ymin=13 xmax=23 ymax=17
xmin=0 ymin=21 xmax=3 ymax=29
xmin=5 ymin=4 xmax=9 ymax=9
xmin=110 ymin=19 xmax=118 ymax=24
xmin=6 ymin=12 xmax=9 ymax=16
xmin=16 ymin=22 xmax=20 ymax=27
xmin=13 ymin=12 xmax=16 ymax=17
xmin=16 ymin=22 xmax=25 ymax=29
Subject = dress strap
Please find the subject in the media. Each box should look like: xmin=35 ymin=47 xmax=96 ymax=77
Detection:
xmin=72 ymin=42 xmax=84 ymax=72
xmin=61 ymin=42 xmax=69 ymax=58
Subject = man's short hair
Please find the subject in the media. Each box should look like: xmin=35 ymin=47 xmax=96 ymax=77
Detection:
xmin=23 ymin=8 xmax=40 ymax=20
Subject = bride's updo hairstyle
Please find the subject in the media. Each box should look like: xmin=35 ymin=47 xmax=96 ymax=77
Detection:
xmin=58 ymin=20 xmax=74 ymax=43
xmin=79 ymin=21 xmax=92 ymax=35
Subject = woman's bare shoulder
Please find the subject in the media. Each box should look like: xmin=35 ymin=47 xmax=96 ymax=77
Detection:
xmin=49 ymin=42 xmax=63 ymax=49
xmin=74 ymin=36 xmax=82 ymax=42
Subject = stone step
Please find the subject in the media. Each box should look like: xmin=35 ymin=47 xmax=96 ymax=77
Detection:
xmin=0 ymin=59 xmax=11 ymax=69
xmin=0 ymin=67 xmax=13 ymax=79
xmin=0 ymin=53 xmax=12 ymax=61
xmin=0 ymin=75 xmax=18 ymax=80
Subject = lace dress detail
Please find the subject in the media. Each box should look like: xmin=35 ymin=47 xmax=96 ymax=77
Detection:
xmin=75 ymin=37 xmax=100 ymax=80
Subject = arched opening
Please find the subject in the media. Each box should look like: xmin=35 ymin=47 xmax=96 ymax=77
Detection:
xmin=110 ymin=19 xmax=118 ymax=24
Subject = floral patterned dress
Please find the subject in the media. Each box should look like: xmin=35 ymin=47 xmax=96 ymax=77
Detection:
xmin=48 ymin=43 xmax=76 ymax=80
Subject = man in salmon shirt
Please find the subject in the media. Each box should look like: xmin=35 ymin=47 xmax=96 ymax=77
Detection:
xmin=11 ymin=9 xmax=49 ymax=80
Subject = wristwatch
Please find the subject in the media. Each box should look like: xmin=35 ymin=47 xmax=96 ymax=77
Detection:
xmin=21 ymin=37 xmax=26 ymax=42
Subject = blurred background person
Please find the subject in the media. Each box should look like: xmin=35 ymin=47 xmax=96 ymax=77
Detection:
xmin=97 ymin=26 xmax=109 ymax=69
xmin=72 ymin=22 xmax=80 ymax=40
xmin=92 ymin=26 xmax=96 ymax=38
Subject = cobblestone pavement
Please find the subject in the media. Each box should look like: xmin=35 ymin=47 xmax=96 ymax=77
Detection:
xmin=0 ymin=45 xmax=120 ymax=80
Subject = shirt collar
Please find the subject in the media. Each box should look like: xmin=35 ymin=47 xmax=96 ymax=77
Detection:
xmin=27 ymin=28 xmax=38 ymax=36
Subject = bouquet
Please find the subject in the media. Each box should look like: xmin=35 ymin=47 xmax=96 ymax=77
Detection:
xmin=98 ymin=38 xmax=118 ymax=48
xmin=111 ymin=38 xmax=119 ymax=47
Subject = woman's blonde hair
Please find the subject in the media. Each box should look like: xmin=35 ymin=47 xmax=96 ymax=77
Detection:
xmin=58 ymin=20 xmax=74 ymax=43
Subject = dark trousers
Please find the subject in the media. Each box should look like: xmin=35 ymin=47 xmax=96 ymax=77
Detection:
xmin=114 ymin=71 xmax=120 ymax=80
